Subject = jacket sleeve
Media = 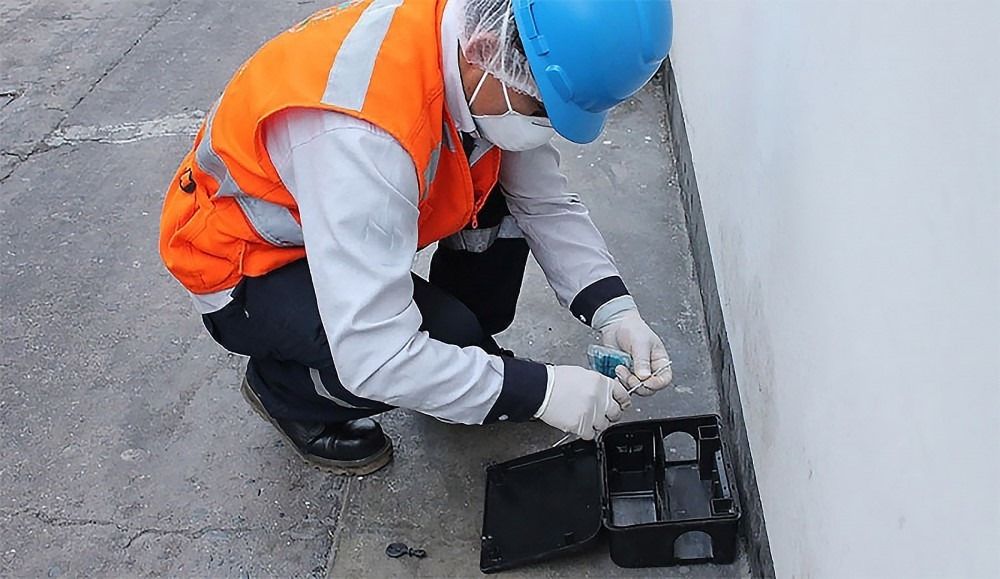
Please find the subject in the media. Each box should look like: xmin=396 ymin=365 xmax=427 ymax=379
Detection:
xmin=262 ymin=108 xmax=547 ymax=424
xmin=499 ymin=143 xmax=632 ymax=327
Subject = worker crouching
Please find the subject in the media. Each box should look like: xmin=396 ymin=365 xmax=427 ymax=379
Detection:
xmin=159 ymin=0 xmax=674 ymax=475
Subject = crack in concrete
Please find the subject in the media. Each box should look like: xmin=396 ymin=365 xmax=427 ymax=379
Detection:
xmin=0 ymin=0 xmax=186 ymax=185
xmin=63 ymin=0 xmax=185 ymax=119
xmin=1 ymin=89 xmax=18 ymax=109
xmin=1 ymin=142 xmax=64 ymax=182
xmin=2 ymin=508 xmax=256 ymax=551
xmin=36 ymin=512 xmax=129 ymax=532
xmin=37 ymin=15 xmax=108 ymax=22
xmin=1 ymin=508 xmax=129 ymax=533
xmin=0 ymin=507 xmax=39 ymax=519
xmin=122 ymin=525 xmax=255 ymax=550
xmin=2 ymin=151 xmax=28 ymax=162
xmin=44 ymin=111 xmax=204 ymax=147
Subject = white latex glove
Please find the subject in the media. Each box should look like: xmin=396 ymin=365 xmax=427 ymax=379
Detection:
xmin=599 ymin=309 xmax=673 ymax=396
xmin=535 ymin=365 xmax=629 ymax=440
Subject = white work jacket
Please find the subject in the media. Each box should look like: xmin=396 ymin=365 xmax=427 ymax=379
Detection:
xmin=198 ymin=0 xmax=635 ymax=425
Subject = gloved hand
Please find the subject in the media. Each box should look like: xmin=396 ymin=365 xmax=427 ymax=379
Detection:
xmin=535 ymin=365 xmax=629 ymax=440
xmin=598 ymin=309 xmax=673 ymax=397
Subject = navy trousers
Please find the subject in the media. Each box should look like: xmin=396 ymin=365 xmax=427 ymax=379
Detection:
xmin=203 ymin=198 xmax=530 ymax=424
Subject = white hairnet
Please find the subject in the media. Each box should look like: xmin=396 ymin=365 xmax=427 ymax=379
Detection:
xmin=459 ymin=0 xmax=541 ymax=100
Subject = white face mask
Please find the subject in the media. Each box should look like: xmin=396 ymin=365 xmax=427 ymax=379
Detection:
xmin=468 ymin=71 xmax=555 ymax=151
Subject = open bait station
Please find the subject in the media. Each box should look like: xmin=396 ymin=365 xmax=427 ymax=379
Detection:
xmin=480 ymin=415 xmax=740 ymax=572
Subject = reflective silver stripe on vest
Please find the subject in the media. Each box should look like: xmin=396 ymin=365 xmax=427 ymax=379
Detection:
xmin=322 ymin=0 xmax=404 ymax=111
xmin=309 ymin=368 xmax=371 ymax=409
xmin=442 ymin=122 xmax=457 ymax=153
xmin=196 ymin=101 xmax=305 ymax=247
xmin=421 ymin=142 xmax=442 ymax=202
xmin=196 ymin=100 xmax=243 ymax=197
xmin=468 ymin=140 xmax=495 ymax=166
xmin=234 ymin=196 xmax=304 ymax=247
xmin=192 ymin=0 xmax=408 ymax=248
xmin=439 ymin=215 xmax=525 ymax=253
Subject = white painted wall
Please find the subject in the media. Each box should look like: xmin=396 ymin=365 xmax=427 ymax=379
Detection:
xmin=668 ymin=1 xmax=999 ymax=576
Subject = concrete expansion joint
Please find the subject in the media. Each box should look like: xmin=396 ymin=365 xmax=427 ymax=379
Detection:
xmin=323 ymin=478 xmax=355 ymax=570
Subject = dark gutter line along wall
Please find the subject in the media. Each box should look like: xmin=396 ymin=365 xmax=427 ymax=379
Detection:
xmin=661 ymin=60 xmax=776 ymax=578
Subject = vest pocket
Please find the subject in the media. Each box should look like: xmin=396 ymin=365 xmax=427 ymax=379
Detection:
xmin=162 ymin=191 xmax=246 ymax=293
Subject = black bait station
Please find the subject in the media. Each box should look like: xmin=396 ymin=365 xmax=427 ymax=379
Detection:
xmin=479 ymin=415 xmax=741 ymax=572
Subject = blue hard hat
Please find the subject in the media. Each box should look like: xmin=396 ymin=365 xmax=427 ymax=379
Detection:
xmin=513 ymin=0 xmax=673 ymax=144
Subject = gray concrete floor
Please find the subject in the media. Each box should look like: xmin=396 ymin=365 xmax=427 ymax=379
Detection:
xmin=1 ymin=1 xmax=748 ymax=577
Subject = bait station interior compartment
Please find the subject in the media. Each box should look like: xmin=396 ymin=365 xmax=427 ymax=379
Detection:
xmin=480 ymin=415 xmax=740 ymax=573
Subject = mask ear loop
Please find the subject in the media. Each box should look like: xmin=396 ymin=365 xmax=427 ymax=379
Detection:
xmin=500 ymin=82 xmax=514 ymax=114
xmin=469 ymin=69 xmax=490 ymax=108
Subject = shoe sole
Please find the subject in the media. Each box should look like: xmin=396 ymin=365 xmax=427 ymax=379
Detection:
xmin=240 ymin=378 xmax=393 ymax=476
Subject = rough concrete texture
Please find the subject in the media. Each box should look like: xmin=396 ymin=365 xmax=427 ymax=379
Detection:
xmin=1 ymin=1 xmax=748 ymax=577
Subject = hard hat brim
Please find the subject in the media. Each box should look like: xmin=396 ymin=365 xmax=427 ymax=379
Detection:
xmin=512 ymin=2 xmax=607 ymax=145
xmin=533 ymin=69 xmax=608 ymax=145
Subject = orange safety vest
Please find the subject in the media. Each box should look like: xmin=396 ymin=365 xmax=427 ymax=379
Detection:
xmin=159 ymin=0 xmax=502 ymax=296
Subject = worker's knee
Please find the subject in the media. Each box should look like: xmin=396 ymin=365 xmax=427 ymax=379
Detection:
xmin=421 ymin=300 xmax=489 ymax=349
xmin=479 ymin=306 xmax=516 ymax=336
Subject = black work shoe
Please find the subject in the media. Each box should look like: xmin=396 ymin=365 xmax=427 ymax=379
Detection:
xmin=240 ymin=379 xmax=393 ymax=475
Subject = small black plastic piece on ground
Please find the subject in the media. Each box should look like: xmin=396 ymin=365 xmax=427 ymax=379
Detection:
xmin=386 ymin=542 xmax=428 ymax=559
xmin=386 ymin=543 xmax=409 ymax=558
